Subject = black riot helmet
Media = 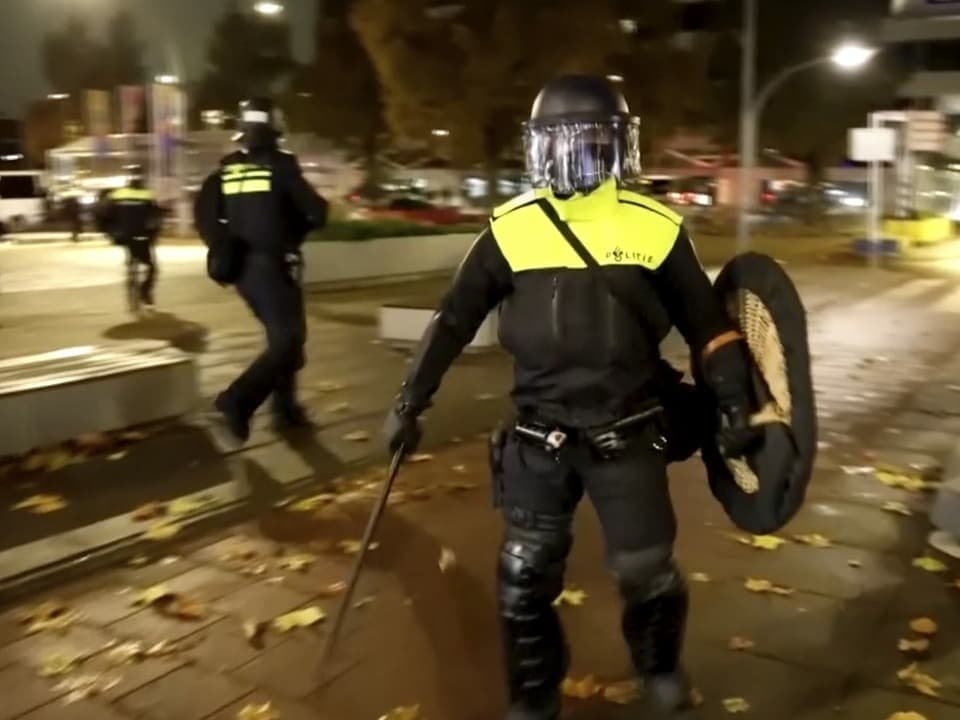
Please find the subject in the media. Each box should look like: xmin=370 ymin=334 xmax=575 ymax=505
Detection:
xmin=523 ymin=75 xmax=641 ymax=195
xmin=236 ymin=97 xmax=286 ymax=150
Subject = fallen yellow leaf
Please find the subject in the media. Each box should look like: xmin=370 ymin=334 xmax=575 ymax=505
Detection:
xmin=377 ymin=706 xmax=422 ymax=720
xmin=886 ymin=712 xmax=928 ymax=720
xmin=342 ymin=431 xmax=370 ymax=442
xmin=602 ymin=678 xmax=641 ymax=705
xmin=13 ymin=494 xmax=67 ymax=514
xmin=743 ymin=578 xmax=794 ymax=596
xmin=561 ymin=675 xmax=603 ymax=699
xmin=745 ymin=535 xmax=788 ymax=550
xmin=452 ymin=464 xmax=468 ymax=474
xmin=237 ymin=702 xmax=281 ymax=720
xmin=722 ymin=697 xmax=751 ymax=713
xmin=897 ymin=663 xmax=942 ymax=697
xmin=352 ymin=596 xmax=376 ymax=610
xmin=438 ymin=547 xmax=457 ymax=573
xmin=876 ymin=471 xmax=929 ymax=493
xmin=553 ymin=588 xmax=588 ymax=607
xmin=272 ymin=606 xmax=326 ymax=632
xmin=278 ymin=554 xmax=316 ymax=573
xmin=729 ymin=636 xmax=755 ymax=651
xmin=793 ymin=533 xmax=832 ymax=548
xmin=912 ymin=556 xmax=948 ymax=573
xmin=408 ymin=453 xmax=434 ymax=463
xmin=289 ymin=494 xmax=335 ymax=512
xmin=144 ymin=522 xmax=180 ymax=541
xmin=242 ymin=563 xmax=269 ymax=577
xmin=133 ymin=585 xmax=175 ymax=607
xmin=882 ymin=501 xmax=913 ymax=517
xmin=131 ymin=502 xmax=167 ymax=521
xmin=317 ymin=581 xmax=347 ymax=597
xmin=909 ymin=618 xmax=938 ymax=636
xmin=898 ymin=638 xmax=931 ymax=655
xmin=38 ymin=653 xmax=81 ymax=677
xmin=689 ymin=572 xmax=711 ymax=583
xmin=169 ymin=495 xmax=215 ymax=516
xmin=337 ymin=539 xmax=378 ymax=555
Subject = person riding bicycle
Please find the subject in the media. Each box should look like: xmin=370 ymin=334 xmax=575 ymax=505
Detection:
xmin=102 ymin=166 xmax=163 ymax=309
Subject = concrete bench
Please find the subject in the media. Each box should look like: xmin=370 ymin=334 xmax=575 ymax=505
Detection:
xmin=0 ymin=341 xmax=197 ymax=457
xmin=378 ymin=305 xmax=499 ymax=349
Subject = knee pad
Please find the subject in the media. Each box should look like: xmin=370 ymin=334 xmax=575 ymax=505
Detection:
xmin=498 ymin=524 xmax=570 ymax=616
xmin=609 ymin=544 xmax=683 ymax=603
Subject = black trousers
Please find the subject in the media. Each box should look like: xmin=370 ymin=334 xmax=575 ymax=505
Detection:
xmin=495 ymin=428 xmax=687 ymax=714
xmin=222 ymin=253 xmax=306 ymax=420
xmin=127 ymin=241 xmax=156 ymax=304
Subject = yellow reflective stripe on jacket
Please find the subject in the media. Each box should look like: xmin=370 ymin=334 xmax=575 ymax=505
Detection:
xmin=490 ymin=184 xmax=679 ymax=273
xmin=110 ymin=188 xmax=155 ymax=202
xmin=221 ymin=163 xmax=272 ymax=195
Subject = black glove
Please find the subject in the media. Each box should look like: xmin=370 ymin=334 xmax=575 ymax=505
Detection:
xmin=383 ymin=400 xmax=423 ymax=457
xmin=703 ymin=339 xmax=762 ymax=460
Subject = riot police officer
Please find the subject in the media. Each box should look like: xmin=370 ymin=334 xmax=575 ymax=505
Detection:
xmin=102 ymin=166 xmax=162 ymax=307
xmin=195 ymin=98 xmax=328 ymax=442
xmin=384 ymin=76 xmax=758 ymax=718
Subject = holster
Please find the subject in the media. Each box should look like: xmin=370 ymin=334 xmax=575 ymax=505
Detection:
xmin=488 ymin=422 xmax=508 ymax=508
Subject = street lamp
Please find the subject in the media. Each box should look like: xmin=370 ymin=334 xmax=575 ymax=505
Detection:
xmin=47 ymin=93 xmax=70 ymax=101
xmin=155 ymin=74 xmax=180 ymax=85
xmin=431 ymin=128 xmax=450 ymax=137
xmin=736 ymin=40 xmax=877 ymax=249
xmin=254 ymin=1 xmax=284 ymax=16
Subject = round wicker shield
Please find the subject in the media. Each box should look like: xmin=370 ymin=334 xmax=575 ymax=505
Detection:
xmin=700 ymin=252 xmax=817 ymax=534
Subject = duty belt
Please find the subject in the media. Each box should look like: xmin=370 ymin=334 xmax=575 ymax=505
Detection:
xmin=514 ymin=403 xmax=666 ymax=458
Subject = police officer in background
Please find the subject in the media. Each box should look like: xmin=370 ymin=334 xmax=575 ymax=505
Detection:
xmin=197 ymin=97 xmax=328 ymax=442
xmin=102 ymin=166 xmax=162 ymax=307
xmin=384 ymin=76 xmax=759 ymax=718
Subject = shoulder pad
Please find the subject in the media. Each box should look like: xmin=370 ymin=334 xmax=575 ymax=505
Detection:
xmin=491 ymin=189 xmax=546 ymax=220
xmin=617 ymin=188 xmax=682 ymax=226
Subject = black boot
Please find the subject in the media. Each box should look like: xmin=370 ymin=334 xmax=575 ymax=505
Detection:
xmin=622 ymin=577 xmax=694 ymax=715
xmin=215 ymin=393 xmax=251 ymax=443
xmin=272 ymin=404 xmax=314 ymax=432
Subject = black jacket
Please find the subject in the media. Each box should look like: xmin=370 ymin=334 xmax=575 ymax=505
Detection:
xmin=103 ymin=186 xmax=162 ymax=244
xmin=399 ymin=188 xmax=737 ymax=428
xmin=199 ymin=147 xmax=328 ymax=256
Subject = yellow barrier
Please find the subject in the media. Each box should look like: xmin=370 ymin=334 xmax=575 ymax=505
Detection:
xmin=882 ymin=217 xmax=953 ymax=247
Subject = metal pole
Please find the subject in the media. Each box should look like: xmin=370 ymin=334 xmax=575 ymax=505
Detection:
xmin=868 ymin=112 xmax=882 ymax=268
xmin=737 ymin=0 xmax=758 ymax=252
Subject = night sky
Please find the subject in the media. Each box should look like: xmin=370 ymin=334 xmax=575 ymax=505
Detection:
xmin=0 ymin=0 xmax=316 ymax=117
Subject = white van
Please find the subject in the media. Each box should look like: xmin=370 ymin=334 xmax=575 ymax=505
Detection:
xmin=0 ymin=171 xmax=46 ymax=235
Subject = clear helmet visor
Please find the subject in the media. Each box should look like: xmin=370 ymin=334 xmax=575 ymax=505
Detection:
xmin=523 ymin=118 xmax=641 ymax=195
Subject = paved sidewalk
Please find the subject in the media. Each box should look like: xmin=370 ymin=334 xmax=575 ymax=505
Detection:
xmin=3 ymin=258 xmax=960 ymax=717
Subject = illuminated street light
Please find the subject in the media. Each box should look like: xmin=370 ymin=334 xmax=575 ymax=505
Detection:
xmin=606 ymin=74 xmax=624 ymax=83
xmin=431 ymin=128 xmax=450 ymax=137
xmin=254 ymin=1 xmax=284 ymax=16
xmin=155 ymin=74 xmax=179 ymax=85
xmin=47 ymin=93 xmax=70 ymax=101
xmin=831 ymin=43 xmax=877 ymax=70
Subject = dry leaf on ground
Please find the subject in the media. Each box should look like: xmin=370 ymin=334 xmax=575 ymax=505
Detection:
xmin=728 ymin=636 xmax=755 ymax=651
xmin=897 ymin=663 xmax=942 ymax=697
xmin=289 ymin=494 xmax=335 ymax=512
xmin=316 ymin=381 xmax=347 ymax=393
xmin=876 ymin=471 xmax=929 ymax=493
xmin=602 ymin=679 xmax=641 ymax=705
xmin=13 ymin=494 xmax=67 ymax=514
xmin=243 ymin=620 xmax=268 ymax=648
xmin=317 ymin=581 xmax=347 ymax=597
xmin=848 ymin=559 xmax=863 ymax=569
xmin=55 ymin=673 xmax=122 ymax=704
xmin=722 ymin=697 xmax=751 ymax=713
xmin=439 ymin=547 xmax=457 ymax=573
xmin=886 ymin=712 xmax=928 ymax=720
xmin=408 ymin=453 xmax=434 ymax=463
xmin=898 ymin=638 xmax=931 ymax=655
xmin=690 ymin=572 xmax=711 ymax=583
xmin=278 ymin=554 xmax=316 ymax=573
xmin=452 ymin=464 xmax=468 ymax=474
xmin=242 ymin=563 xmax=269 ymax=578
xmin=882 ymin=501 xmax=913 ymax=517
xmin=793 ymin=533 xmax=832 ymax=548
xmin=237 ymin=702 xmax=281 ymax=720
xmin=909 ymin=618 xmax=938 ymax=636
xmin=38 ymin=653 xmax=81 ymax=677
xmin=738 ymin=535 xmax=787 ymax=550
xmin=342 ymin=431 xmax=370 ymax=442
xmin=131 ymin=502 xmax=167 ymax=521
xmin=912 ymin=556 xmax=948 ymax=573
xmin=744 ymin=578 xmax=795 ymax=596
xmin=561 ymin=675 xmax=603 ymax=699
xmin=273 ymin=606 xmax=326 ymax=632
xmin=144 ymin=522 xmax=180 ymax=541
xmin=337 ymin=539 xmax=378 ymax=555
xmin=164 ymin=595 xmax=207 ymax=621
xmin=18 ymin=600 xmax=80 ymax=634
xmin=377 ymin=706 xmax=422 ymax=720
xmin=352 ymin=596 xmax=376 ymax=610
xmin=107 ymin=451 xmax=127 ymax=462
xmin=133 ymin=584 xmax=175 ymax=607
xmin=169 ymin=495 xmax=215 ymax=516
xmin=553 ymin=588 xmax=588 ymax=607
xmin=841 ymin=465 xmax=875 ymax=476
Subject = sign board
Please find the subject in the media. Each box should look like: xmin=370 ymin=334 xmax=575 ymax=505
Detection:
xmin=906 ymin=110 xmax=948 ymax=153
xmin=849 ymin=127 xmax=897 ymax=162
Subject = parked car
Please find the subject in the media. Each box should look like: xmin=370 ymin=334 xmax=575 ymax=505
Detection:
xmin=0 ymin=171 xmax=46 ymax=235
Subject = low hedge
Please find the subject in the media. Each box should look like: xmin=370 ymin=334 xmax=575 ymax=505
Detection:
xmin=309 ymin=219 xmax=484 ymax=242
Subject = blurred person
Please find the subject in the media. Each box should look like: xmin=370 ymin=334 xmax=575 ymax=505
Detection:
xmin=194 ymin=97 xmax=328 ymax=442
xmin=62 ymin=189 xmax=82 ymax=242
xmin=383 ymin=75 xmax=759 ymax=719
xmin=101 ymin=167 xmax=162 ymax=308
